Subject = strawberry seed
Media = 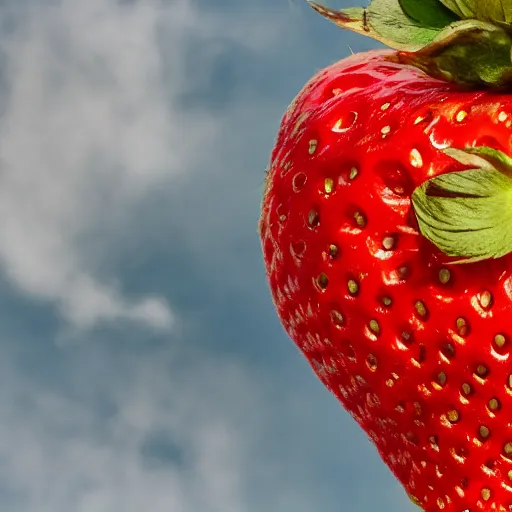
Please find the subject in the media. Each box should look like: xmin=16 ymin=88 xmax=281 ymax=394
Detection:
xmin=488 ymin=398 xmax=500 ymax=411
xmin=381 ymin=296 xmax=392 ymax=307
xmin=348 ymin=279 xmax=359 ymax=296
xmin=330 ymin=310 xmax=344 ymax=327
xmin=481 ymin=488 xmax=491 ymax=501
xmin=476 ymin=364 xmax=488 ymax=377
xmin=369 ymin=319 xmax=380 ymax=335
xmin=479 ymin=425 xmax=490 ymax=439
xmin=438 ymin=268 xmax=451 ymax=284
xmin=382 ymin=236 xmax=395 ymax=250
xmin=494 ymin=333 xmax=507 ymax=349
xmin=456 ymin=317 xmax=469 ymax=336
xmin=437 ymin=372 xmax=447 ymax=386
xmin=324 ymin=178 xmax=334 ymax=194
xmin=415 ymin=300 xmax=427 ymax=318
xmin=461 ymin=383 xmax=472 ymax=396
xmin=478 ymin=290 xmax=493 ymax=310
xmin=447 ymin=409 xmax=460 ymax=423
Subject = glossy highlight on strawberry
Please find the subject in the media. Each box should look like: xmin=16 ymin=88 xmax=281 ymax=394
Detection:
xmin=260 ymin=48 xmax=512 ymax=512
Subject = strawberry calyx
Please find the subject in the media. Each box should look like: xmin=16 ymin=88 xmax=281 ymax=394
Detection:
xmin=308 ymin=0 xmax=512 ymax=87
xmin=412 ymin=146 xmax=512 ymax=262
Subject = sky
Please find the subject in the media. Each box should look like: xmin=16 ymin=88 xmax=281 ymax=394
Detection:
xmin=0 ymin=0 xmax=417 ymax=511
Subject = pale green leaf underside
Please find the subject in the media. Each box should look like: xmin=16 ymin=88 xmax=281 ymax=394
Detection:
xmin=449 ymin=146 xmax=512 ymax=171
xmin=412 ymin=147 xmax=512 ymax=263
xmin=307 ymin=0 xmax=447 ymax=50
xmin=439 ymin=0 xmax=475 ymax=18
xmin=440 ymin=0 xmax=512 ymax=22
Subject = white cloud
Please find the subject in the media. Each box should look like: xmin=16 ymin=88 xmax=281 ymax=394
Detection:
xmin=0 ymin=0 xmax=224 ymax=329
xmin=0 ymin=341 xmax=343 ymax=512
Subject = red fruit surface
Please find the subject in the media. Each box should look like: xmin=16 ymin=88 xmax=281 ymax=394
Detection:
xmin=260 ymin=49 xmax=512 ymax=512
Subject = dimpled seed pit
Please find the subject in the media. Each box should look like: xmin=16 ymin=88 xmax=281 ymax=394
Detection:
xmin=308 ymin=139 xmax=318 ymax=155
xmin=476 ymin=364 xmax=488 ymax=377
xmin=316 ymin=273 xmax=329 ymax=290
xmin=481 ymin=488 xmax=491 ymax=501
xmin=504 ymin=442 xmax=512 ymax=457
xmin=331 ymin=310 xmax=344 ymax=327
xmin=354 ymin=211 xmax=366 ymax=227
xmin=437 ymin=372 xmax=447 ymax=386
xmin=398 ymin=265 xmax=409 ymax=280
xmin=328 ymin=244 xmax=339 ymax=259
xmin=349 ymin=167 xmax=359 ymax=180
xmin=401 ymin=331 xmax=412 ymax=343
xmin=367 ymin=354 xmax=378 ymax=371
xmin=291 ymin=240 xmax=306 ymax=258
xmin=308 ymin=209 xmax=320 ymax=228
xmin=292 ymin=172 xmax=307 ymax=192
xmin=381 ymin=296 xmax=392 ymax=307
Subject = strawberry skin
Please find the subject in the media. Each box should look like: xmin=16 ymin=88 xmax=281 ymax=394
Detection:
xmin=260 ymin=49 xmax=512 ymax=511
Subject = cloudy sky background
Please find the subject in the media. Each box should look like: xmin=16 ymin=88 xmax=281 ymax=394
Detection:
xmin=0 ymin=0 xmax=415 ymax=510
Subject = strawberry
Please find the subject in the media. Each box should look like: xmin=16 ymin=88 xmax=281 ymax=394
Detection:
xmin=260 ymin=1 xmax=512 ymax=511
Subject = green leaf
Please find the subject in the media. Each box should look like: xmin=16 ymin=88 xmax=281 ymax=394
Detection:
xmin=399 ymin=0 xmax=459 ymax=27
xmin=308 ymin=0 xmax=512 ymax=87
xmin=440 ymin=0 xmax=512 ymax=22
xmin=307 ymin=0 xmax=448 ymax=51
xmin=445 ymin=146 xmax=512 ymax=172
xmin=412 ymin=146 xmax=512 ymax=262
xmin=503 ymin=0 xmax=512 ymax=22
xmin=394 ymin=19 xmax=512 ymax=86
xmin=438 ymin=0 xmax=475 ymax=18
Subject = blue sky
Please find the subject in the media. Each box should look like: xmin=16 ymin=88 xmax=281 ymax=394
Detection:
xmin=0 ymin=0 xmax=417 ymax=510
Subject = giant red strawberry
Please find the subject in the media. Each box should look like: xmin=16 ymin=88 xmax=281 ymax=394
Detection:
xmin=260 ymin=1 xmax=512 ymax=511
